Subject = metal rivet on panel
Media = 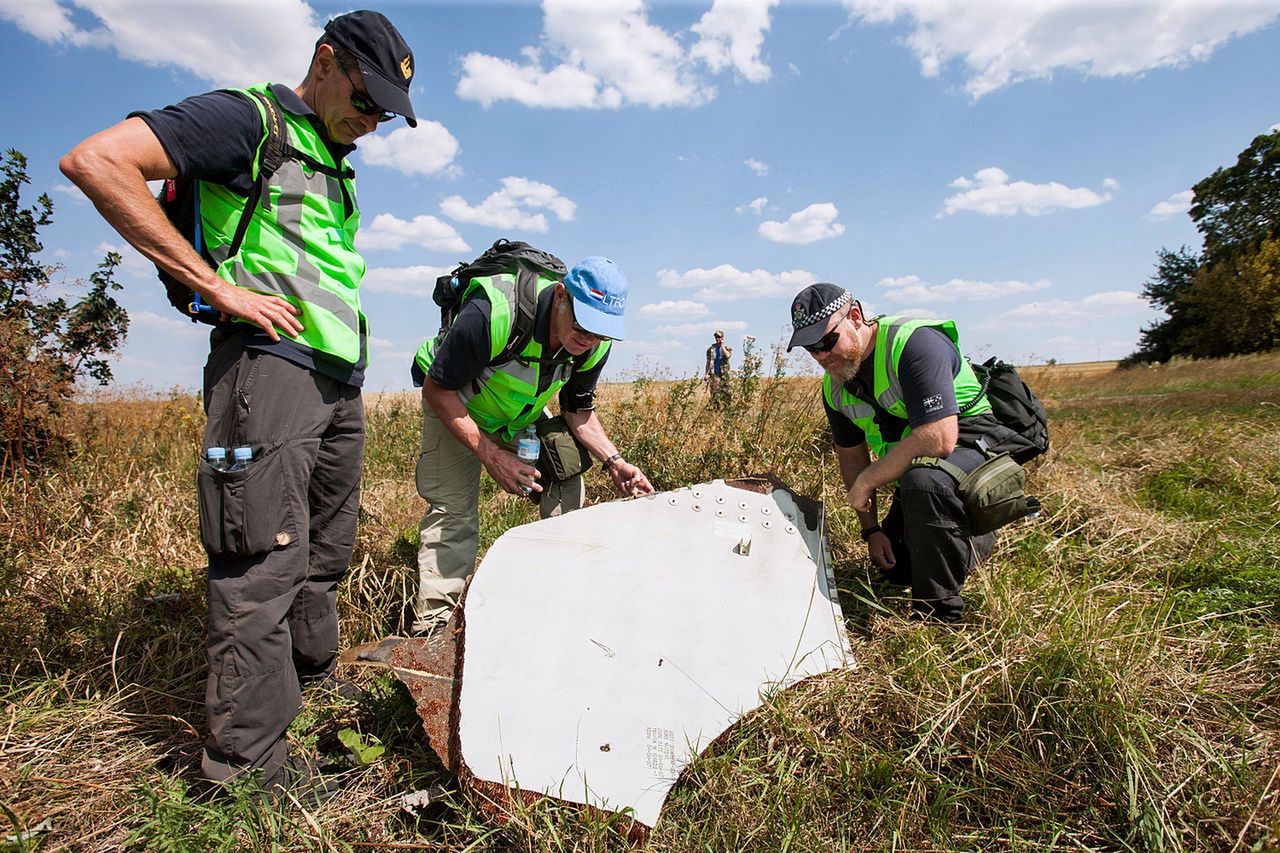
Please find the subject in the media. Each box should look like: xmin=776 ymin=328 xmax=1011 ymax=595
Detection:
xmin=761 ymin=506 xmax=772 ymax=515
xmin=785 ymin=525 xmax=796 ymax=534
xmin=668 ymin=496 xmax=679 ymax=506
xmin=738 ymin=514 xmax=749 ymax=523
xmin=692 ymin=489 xmax=703 ymax=498
xmin=692 ymin=503 xmax=702 ymax=512
xmin=715 ymin=496 xmax=726 ymax=504
xmin=715 ymin=509 xmax=726 ymax=518
xmin=738 ymin=501 xmax=749 ymax=509
xmin=762 ymin=520 xmax=772 ymax=529
xmin=784 ymin=513 xmax=795 ymax=521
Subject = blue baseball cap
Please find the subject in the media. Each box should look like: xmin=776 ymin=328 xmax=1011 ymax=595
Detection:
xmin=564 ymin=256 xmax=629 ymax=340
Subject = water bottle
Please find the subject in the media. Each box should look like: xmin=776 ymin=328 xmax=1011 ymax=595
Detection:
xmin=228 ymin=445 xmax=253 ymax=472
xmin=206 ymin=446 xmax=228 ymax=471
xmin=516 ymin=426 xmax=540 ymax=465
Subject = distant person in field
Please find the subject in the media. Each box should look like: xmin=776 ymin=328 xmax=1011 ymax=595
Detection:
xmin=704 ymin=330 xmax=733 ymax=398
xmin=788 ymin=283 xmax=1024 ymax=622
xmin=408 ymin=256 xmax=655 ymax=637
xmin=61 ymin=10 xmax=417 ymax=798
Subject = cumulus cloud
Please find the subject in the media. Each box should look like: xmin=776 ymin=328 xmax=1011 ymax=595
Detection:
xmin=690 ymin=0 xmax=778 ymax=83
xmin=745 ymin=158 xmax=770 ymax=176
xmin=638 ymin=300 xmax=710 ymax=318
xmin=456 ymin=0 xmax=777 ymax=109
xmin=1147 ymin=189 xmax=1194 ymax=220
xmin=878 ymin=274 xmax=1051 ymax=302
xmin=362 ymin=265 xmax=455 ymax=297
xmin=358 ymin=123 xmax=461 ymax=178
xmin=440 ymin=177 xmax=576 ymax=233
xmin=842 ymin=0 xmax=1280 ymax=99
xmin=653 ymin=319 xmax=749 ymax=336
xmin=357 ymin=214 xmax=470 ymax=254
xmin=132 ymin=309 xmax=197 ymax=337
xmin=736 ymin=196 xmax=768 ymax=215
xmin=658 ymin=265 xmax=814 ymax=302
xmin=758 ymin=203 xmax=845 ymax=244
xmin=941 ymin=167 xmax=1111 ymax=217
xmin=0 ymin=0 xmax=319 ymax=87
xmin=52 ymin=182 xmax=87 ymax=203
xmin=977 ymin=290 xmax=1150 ymax=330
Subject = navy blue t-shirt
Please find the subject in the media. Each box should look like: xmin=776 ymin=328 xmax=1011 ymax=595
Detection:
xmin=411 ymin=285 xmax=607 ymax=414
xmin=131 ymin=84 xmax=367 ymax=387
xmin=825 ymin=326 xmax=963 ymax=448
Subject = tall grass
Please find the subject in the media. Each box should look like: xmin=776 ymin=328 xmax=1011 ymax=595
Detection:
xmin=0 ymin=352 xmax=1277 ymax=850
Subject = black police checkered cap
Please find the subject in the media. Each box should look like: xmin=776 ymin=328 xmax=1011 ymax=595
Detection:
xmin=786 ymin=283 xmax=851 ymax=350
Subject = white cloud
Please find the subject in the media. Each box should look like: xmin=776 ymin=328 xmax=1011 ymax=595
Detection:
xmin=977 ymin=290 xmax=1150 ymax=330
xmin=745 ymin=158 xmax=770 ymax=176
xmin=659 ymin=264 xmax=815 ymax=302
xmin=362 ymin=265 xmax=455 ymax=297
xmin=1271 ymin=123 xmax=1280 ymax=133
xmin=0 ymin=0 xmax=319 ymax=87
xmin=1147 ymin=189 xmax=1194 ymax=220
xmin=1102 ymin=177 xmax=1119 ymax=189
xmin=357 ymin=214 xmax=470 ymax=254
xmin=456 ymin=0 xmax=778 ymax=109
xmin=95 ymin=240 xmax=150 ymax=276
xmin=690 ymin=0 xmax=779 ymax=83
xmin=132 ymin=309 xmax=197 ymax=338
xmin=613 ymin=338 xmax=685 ymax=352
xmin=878 ymin=274 xmax=1051 ymax=302
xmin=653 ymin=319 xmax=749 ymax=336
xmin=842 ymin=1 xmax=1280 ymax=98
xmin=440 ymin=177 xmax=576 ymax=233
xmin=638 ymin=300 xmax=710 ymax=318
xmin=736 ymin=196 xmax=768 ymax=215
xmin=358 ymin=123 xmax=461 ymax=178
xmin=52 ymin=182 xmax=87 ymax=203
xmin=941 ymin=167 xmax=1111 ymax=217
xmin=368 ymin=335 xmax=396 ymax=349
xmin=758 ymin=203 xmax=845 ymax=244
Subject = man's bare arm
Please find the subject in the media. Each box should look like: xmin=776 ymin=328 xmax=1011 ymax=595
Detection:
xmin=846 ymin=416 xmax=958 ymax=512
xmin=60 ymin=117 xmax=302 ymax=340
xmin=563 ymin=409 xmax=654 ymax=496
xmin=421 ymin=378 xmax=538 ymax=495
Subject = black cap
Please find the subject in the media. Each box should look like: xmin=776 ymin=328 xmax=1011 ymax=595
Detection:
xmin=322 ymin=10 xmax=417 ymax=127
xmin=786 ymin=283 xmax=852 ymax=351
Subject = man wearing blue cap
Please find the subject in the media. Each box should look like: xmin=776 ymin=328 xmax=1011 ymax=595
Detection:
xmin=409 ymin=256 xmax=654 ymax=635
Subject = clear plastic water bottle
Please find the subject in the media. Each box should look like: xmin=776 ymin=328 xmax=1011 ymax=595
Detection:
xmin=228 ymin=445 xmax=253 ymax=472
xmin=206 ymin=446 xmax=228 ymax=471
xmin=516 ymin=426 xmax=540 ymax=465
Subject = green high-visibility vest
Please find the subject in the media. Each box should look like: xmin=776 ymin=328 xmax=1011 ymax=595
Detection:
xmin=414 ymin=274 xmax=611 ymax=441
xmin=822 ymin=316 xmax=991 ymax=459
xmin=198 ymin=83 xmax=366 ymax=366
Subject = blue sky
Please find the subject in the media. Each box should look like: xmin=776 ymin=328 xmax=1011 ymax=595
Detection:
xmin=3 ymin=0 xmax=1278 ymax=392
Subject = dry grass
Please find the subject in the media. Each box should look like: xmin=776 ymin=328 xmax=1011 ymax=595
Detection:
xmin=1 ymin=351 xmax=1278 ymax=851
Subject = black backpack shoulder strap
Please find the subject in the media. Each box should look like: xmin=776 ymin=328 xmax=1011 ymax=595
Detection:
xmin=228 ymin=90 xmax=287 ymax=258
xmin=492 ymin=265 xmax=542 ymax=366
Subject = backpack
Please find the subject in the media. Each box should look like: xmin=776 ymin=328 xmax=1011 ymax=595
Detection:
xmin=155 ymin=89 xmax=290 ymax=324
xmin=433 ymin=239 xmax=568 ymax=365
xmin=959 ymin=357 xmax=1050 ymax=464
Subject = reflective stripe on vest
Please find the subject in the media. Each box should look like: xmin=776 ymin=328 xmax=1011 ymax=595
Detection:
xmin=413 ymin=274 xmax=611 ymax=442
xmin=822 ymin=315 xmax=990 ymax=458
xmin=199 ymin=83 xmax=366 ymax=365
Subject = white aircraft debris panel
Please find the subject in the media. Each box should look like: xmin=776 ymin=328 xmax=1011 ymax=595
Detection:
xmin=458 ymin=478 xmax=852 ymax=828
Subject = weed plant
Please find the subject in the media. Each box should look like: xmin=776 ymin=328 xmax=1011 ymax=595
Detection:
xmin=0 ymin=352 xmax=1277 ymax=850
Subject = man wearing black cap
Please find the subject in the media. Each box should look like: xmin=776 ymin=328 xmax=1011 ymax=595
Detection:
xmin=61 ymin=10 xmax=417 ymax=797
xmin=787 ymin=284 xmax=1008 ymax=622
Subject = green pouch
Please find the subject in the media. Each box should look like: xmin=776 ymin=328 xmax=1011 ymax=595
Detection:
xmin=535 ymin=415 xmax=592 ymax=482
xmin=912 ymin=452 xmax=1040 ymax=535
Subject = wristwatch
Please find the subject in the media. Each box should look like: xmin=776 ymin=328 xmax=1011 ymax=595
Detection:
xmin=603 ymin=453 xmax=623 ymax=471
xmin=859 ymin=525 xmax=882 ymax=541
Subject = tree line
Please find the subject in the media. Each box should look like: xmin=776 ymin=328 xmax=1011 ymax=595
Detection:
xmin=1126 ymin=129 xmax=1280 ymax=365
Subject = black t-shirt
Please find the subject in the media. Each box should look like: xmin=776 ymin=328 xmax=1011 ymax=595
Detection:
xmin=825 ymin=325 xmax=962 ymax=448
xmin=411 ymin=285 xmax=606 ymax=413
xmin=131 ymin=84 xmax=366 ymax=387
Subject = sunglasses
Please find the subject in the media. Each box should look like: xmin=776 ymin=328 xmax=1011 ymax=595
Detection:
xmin=803 ymin=311 xmax=849 ymax=354
xmin=344 ymin=68 xmax=394 ymax=122
xmin=566 ymin=299 xmax=611 ymax=342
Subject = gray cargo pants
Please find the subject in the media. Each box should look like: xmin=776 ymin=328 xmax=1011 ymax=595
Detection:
xmin=197 ymin=337 xmax=364 ymax=785
xmin=879 ymin=446 xmax=996 ymax=622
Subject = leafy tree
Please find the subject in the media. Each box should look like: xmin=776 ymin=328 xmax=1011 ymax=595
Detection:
xmin=1191 ymin=130 xmax=1280 ymax=264
xmin=1127 ymin=130 xmax=1280 ymax=364
xmin=0 ymin=148 xmax=129 ymax=476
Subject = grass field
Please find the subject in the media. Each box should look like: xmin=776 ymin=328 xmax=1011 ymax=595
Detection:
xmin=1 ymin=350 xmax=1278 ymax=851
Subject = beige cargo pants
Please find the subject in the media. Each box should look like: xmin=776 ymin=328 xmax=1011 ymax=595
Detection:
xmin=412 ymin=398 xmax=583 ymax=633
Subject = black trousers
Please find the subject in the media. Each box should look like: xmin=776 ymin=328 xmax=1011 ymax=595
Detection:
xmin=197 ymin=338 xmax=364 ymax=784
xmin=879 ymin=446 xmax=996 ymax=622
